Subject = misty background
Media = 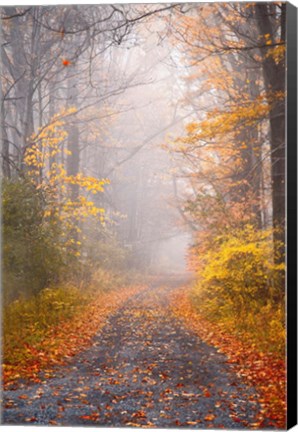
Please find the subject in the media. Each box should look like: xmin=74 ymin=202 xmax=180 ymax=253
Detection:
xmin=1 ymin=3 xmax=285 ymax=303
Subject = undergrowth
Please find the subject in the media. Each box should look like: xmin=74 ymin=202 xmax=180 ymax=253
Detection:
xmin=3 ymin=269 xmax=144 ymax=373
xmin=190 ymin=289 xmax=285 ymax=357
xmin=3 ymin=284 xmax=89 ymax=366
xmin=2 ymin=277 xmax=144 ymax=388
xmin=190 ymin=225 xmax=285 ymax=357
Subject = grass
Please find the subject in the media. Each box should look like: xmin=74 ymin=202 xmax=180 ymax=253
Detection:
xmin=2 ymin=270 xmax=146 ymax=387
xmin=190 ymin=287 xmax=285 ymax=358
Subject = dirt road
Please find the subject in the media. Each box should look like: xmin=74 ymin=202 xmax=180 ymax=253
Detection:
xmin=2 ymin=277 xmax=262 ymax=428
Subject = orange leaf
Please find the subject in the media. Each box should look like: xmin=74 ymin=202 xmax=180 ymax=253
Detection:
xmin=205 ymin=414 xmax=216 ymax=421
xmin=49 ymin=420 xmax=58 ymax=425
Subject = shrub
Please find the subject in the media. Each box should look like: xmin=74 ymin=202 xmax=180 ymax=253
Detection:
xmin=3 ymin=284 xmax=90 ymax=365
xmin=2 ymin=178 xmax=67 ymax=303
xmin=192 ymin=225 xmax=285 ymax=354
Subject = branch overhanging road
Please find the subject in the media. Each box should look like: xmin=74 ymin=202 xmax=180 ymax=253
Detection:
xmin=2 ymin=276 xmax=265 ymax=428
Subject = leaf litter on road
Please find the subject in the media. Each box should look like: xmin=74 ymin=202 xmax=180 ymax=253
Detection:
xmin=2 ymin=278 xmax=274 ymax=429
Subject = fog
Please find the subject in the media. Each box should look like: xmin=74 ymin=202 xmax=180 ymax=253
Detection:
xmin=2 ymin=4 xmax=281 ymax=283
xmin=1 ymin=4 xmax=197 ymax=278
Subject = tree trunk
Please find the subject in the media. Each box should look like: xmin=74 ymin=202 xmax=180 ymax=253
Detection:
xmin=66 ymin=69 xmax=80 ymax=202
xmin=255 ymin=3 xmax=286 ymax=294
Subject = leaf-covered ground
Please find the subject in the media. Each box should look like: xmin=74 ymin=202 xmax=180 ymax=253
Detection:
xmin=2 ymin=277 xmax=278 ymax=428
xmin=3 ymin=284 xmax=145 ymax=388
xmin=170 ymin=288 xmax=286 ymax=429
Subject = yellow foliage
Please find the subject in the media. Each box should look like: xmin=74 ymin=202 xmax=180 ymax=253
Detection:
xmin=183 ymin=96 xmax=270 ymax=143
xmin=266 ymin=45 xmax=285 ymax=65
xmin=195 ymin=225 xmax=283 ymax=292
xmin=23 ymin=108 xmax=110 ymax=256
xmin=191 ymin=224 xmax=285 ymax=354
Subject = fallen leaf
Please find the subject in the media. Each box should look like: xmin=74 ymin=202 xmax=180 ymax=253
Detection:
xmin=205 ymin=414 xmax=216 ymax=421
xmin=25 ymin=417 xmax=37 ymax=422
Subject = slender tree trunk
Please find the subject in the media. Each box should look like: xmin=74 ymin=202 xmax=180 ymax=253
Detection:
xmin=66 ymin=69 xmax=80 ymax=202
xmin=1 ymin=120 xmax=11 ymax=178
xmin=0 ymin=53 xmax=11 ymax=178
xmin=66 ymin=67 xmax=80 ymax=246
xmin=255 ymin=3 xmax=286 ymax=296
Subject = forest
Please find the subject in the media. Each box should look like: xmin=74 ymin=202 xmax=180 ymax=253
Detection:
xmin=1 ymin=3 xmax=286 ymax=429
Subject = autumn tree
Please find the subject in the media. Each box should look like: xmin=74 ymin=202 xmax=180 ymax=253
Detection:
xmin=165 ymin=2 xmax=286 ymax=333
xmin=169 ymin=2 xmax=285 ymax=254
